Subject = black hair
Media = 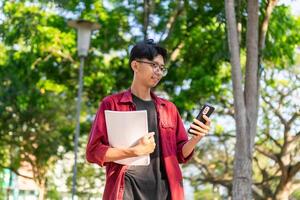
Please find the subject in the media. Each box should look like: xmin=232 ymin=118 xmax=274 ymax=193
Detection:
xmin=129 ymin=39 xmax=168 ymax=67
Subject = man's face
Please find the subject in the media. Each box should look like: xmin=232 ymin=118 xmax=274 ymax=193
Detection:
xmin=132 ymin=55 xmax=165 ymax=88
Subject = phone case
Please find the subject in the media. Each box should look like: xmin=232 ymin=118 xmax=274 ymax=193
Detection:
xmin=188 ymin=103 xmax=215 ymax=135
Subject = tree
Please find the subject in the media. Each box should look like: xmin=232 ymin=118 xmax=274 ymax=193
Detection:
xmin=0 ymin=0 xmax=133 ymax=198
xmin=224 ymin=0 xmax=279 ymax=198
xmin=186 ymin=1 xmax=300 ymax=198
xmin=254 ymin=67 xmax=300 ymax=199
xmin=0 ymin=2 xmax=76 ymax=199
xmin=1 ymin=0 xmax=298 ymax=198
xmin=184 ymin=66 xmax=300 ymax=199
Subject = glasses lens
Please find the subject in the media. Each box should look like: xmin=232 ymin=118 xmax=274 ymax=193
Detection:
xmin=137 ymin=60 xmax=167 ymax=76
xmin=155 ymin=64 xmax=168 ymax=77
xmin=162 ymin=68 xmax=168 ymax=76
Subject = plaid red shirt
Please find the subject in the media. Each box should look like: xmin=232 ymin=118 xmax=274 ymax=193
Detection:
xmin=86 ymin=89 xmax=194 ymax=200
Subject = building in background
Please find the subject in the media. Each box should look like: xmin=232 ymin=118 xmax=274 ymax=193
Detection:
xmin=0 ymin=162 xmax=39 ymax=200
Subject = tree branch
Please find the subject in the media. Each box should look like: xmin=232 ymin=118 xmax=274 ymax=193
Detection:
xmin=259 ymin=0 xmax=278 ymax=51
xmin=194 ymin=177 xmax=231 ymax=188
xmin=225 ymin=0 xmax=247 ymax=149
xmin=291 ymin=181 xmax=300 ymax=194
xmin=291 ymin=131 xmax=300 ymax=146
xmin=0 ymin=164 xmax=33 ymax=180
xmin=159 ymin=0 xmax=184 ymax=42
xmin=259 ymin=107 xmax=282 ymax=147
xmin=287 ymin=109 xmax=300 ymax=128
xmin=289 ymin=161 xmax=300 ymax=178
xmin=261 ymin=94 xmax=287 ymax=126
xmin=143 ymin=0 xmax=151 ymax=40
xmin=192 ymin=155 xmax=214 ymax=177
xmin=255 ymin=146 xmax=278 ymax=162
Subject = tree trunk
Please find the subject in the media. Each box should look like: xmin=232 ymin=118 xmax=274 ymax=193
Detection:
xmin=241 ymin=0 xmax=259 ymax=198
xmin=38 ymin=178 xmax=46 ymax=200
xmin=143 ymin=0 xmax=150 ymax=40
xmin=275 ymin=183 xmax=291 ymax=200
xmin=245 ymin=0 xmax=259 ymax=150
xmin=225 ymin=0 xmax=259 ymax=199
xmin=225 ymin=0 xmax=249 ymax=198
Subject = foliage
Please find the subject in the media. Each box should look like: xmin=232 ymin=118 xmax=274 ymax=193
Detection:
xmin=0 ymin=0 xmax=299 ymax=198
xmin=0 ymin=1 xmax=77 ymax=196
xmin=186 ymin=66 xmax=300 ymax=198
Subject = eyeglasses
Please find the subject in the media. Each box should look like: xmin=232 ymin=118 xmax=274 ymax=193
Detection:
xmin=135 ymin=60 xmax=168 ymax=77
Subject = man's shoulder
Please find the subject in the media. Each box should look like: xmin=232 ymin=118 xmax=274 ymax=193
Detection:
xmin=101 ymin=90 xmax=128 ymax=104
xmin=155 ymin=95 xmax=177 ymax=109
xmin=101 ymin=90 xmax=178 ymax=110
xmin=101 ymin=91 xmax=123 ymax=101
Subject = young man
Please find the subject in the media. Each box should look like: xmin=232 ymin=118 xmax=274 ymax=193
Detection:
xmin=86 ymin=39 xmax=211 ymax=200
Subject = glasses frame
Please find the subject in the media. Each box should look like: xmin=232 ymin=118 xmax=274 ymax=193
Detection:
xmin=135 ymin=59 xmax=168 ymax=77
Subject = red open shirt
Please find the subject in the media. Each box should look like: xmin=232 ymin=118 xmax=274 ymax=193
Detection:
xmin=86 ymin=89 xmax=194 ymax=200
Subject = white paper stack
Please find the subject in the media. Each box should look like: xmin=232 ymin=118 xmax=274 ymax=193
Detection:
xmin=104 ymin=110 xmax=149 ymax=165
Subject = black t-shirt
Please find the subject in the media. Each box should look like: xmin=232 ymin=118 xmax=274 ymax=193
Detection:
xmin=123 ymin=94 xmax=170 ymax=200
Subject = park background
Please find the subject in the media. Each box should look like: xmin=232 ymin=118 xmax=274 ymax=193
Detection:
xmin=0 ymin=0 xmax=299 ymax=199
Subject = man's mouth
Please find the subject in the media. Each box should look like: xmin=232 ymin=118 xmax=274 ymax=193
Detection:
xmin=151 ymin=76 xmax=160 ymax=82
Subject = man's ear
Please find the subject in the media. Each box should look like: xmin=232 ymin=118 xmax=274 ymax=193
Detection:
xmin=131 ymin=60 xmax=138 ymax=72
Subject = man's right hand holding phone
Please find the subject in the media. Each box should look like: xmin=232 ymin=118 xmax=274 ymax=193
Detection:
xmin=182 ymin=103 xmax=214 ymax=158
xmin=182 ymin=115 xmax=212 ymax=158
xmin=189 ymin=115 xmax=211 ymax=141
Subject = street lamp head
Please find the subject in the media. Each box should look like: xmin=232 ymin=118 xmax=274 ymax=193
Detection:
xmin=68 ymin=19 xmax=100 ymax=57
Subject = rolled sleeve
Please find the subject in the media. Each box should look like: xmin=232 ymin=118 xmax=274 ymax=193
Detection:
xmin=177 ymin=141 xmax=194 ymax=163
xmin=86 ymin=98 xmax=111 ymax=167
xmin=175 ymin=109 xmax=194 ymax=163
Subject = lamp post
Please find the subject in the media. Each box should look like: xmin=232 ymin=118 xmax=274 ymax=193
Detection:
xmin=67 ymin=19 xmax=100 ymax=200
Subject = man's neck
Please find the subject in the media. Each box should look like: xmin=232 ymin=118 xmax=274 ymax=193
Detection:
xmin=130 ymin=82 xmax=152 ymax=101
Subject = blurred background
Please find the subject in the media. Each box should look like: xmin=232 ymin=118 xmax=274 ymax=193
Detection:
xmin=0 ymin=0 xmax=299 ymax=199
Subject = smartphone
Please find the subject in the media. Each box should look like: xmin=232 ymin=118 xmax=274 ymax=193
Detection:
xmin=188 ymin=103 xmax=215 ymax=135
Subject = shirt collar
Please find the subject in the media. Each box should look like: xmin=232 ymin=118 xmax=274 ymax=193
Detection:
xmin=119 ymin=88 xmax=166 ymax=106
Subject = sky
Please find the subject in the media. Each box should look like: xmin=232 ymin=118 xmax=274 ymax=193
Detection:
xmin=280 ymin=0 xmax=300 ymax=16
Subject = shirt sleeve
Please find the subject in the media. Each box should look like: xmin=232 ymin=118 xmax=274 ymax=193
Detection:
xmin=86 ymin=98 xmax=111 ymax=167
xmin=175 ymin=108 xmax=194 ymax=163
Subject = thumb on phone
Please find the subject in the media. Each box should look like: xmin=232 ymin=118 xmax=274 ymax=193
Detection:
xmin=203 ymin=115 xmax=211 ymax=125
